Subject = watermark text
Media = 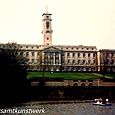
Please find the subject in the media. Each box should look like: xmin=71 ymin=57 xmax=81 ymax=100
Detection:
xmin=0 ymin=108 xmax=45 ymax=114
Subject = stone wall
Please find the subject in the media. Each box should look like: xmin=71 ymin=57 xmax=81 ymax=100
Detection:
xmin=31 ymin=80 xmax=115 ymax=87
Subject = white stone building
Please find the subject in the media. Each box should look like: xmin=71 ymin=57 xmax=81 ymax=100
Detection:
xmin=0 ymin=11 xmax=104 ymax=72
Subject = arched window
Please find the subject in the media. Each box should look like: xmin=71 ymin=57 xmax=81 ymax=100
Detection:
xmin=74 ymin=83 xmax=78 ymax=86
xmin=81 ymin=83 xmax=85 ymax=86
xmin=88 ymin=83 xmax=93 ymax=87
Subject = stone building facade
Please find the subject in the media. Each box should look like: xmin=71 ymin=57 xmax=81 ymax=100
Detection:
xmin=99 ymin=49 xmax=115 ymax=72
xmin=0 ymin=11 xmax=115 ymax=72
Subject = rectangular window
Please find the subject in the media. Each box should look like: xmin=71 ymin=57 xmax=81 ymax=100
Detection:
xmin=111 ymin=59 xmax=114 ymax=64
xmin=37 ymin=52 xmax=39 ymax=56
xmin=88 ymin=60 xmax=90 ymax=64
xmin=88 ymin=53 xmax=90 ymax=57
xmin=72 ymin=59 xmax=75 ymax=64
xmin=20 ymin=52 xmax=23 ymax=56
xmin=27 ymin=59 xmax=29 ymax=64
xmin=78 ymin=60 xmax=80 ymax=64
xmin=83 ymin=53 xmax=85 ymax=57
xmin=111 ymin=53 xmax=114 ymax=57
xmin=26 ymin=52 xmax=29 ymax=57
xmin=78 ymin=53 xmax=80 ymax=57
xmin=73 ymin=53 xmax=75 ymax=57
xmin=106 ymin=59 xmax=109 ymax=64
xmin=32 ymin=59 xmax=34 ymax=64
xmin=83 ymin=60 xmax=85 ymax=64
xmin=32 ymin=52 xmax=34 ymax=57
xmin=67 ymin=53 xmax=70 ymax=57
xmin=93 ymin=53 xmax=95 ymax=57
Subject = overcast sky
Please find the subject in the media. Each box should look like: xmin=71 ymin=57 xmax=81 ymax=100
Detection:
xmin=0 ymin=0 xmax=115 ymax=49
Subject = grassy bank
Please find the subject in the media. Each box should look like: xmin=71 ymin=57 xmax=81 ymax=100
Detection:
xmin=104 ymin=73 xmax=115 ymax=79
xmin=27 ymin=72 xmax=105 ymax=80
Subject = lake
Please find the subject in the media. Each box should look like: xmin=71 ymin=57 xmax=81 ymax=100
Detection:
xmin=3 ymin=100 xmax=115 ymax=115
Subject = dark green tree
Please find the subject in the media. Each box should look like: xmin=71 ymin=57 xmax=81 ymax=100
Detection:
xmin=0 ymin=43 xmax=30 ymax=105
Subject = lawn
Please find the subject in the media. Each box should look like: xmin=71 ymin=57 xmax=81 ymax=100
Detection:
xmin=104 ymin=73 xmax=115 ymax=79
xmin=27 ymin=71 xmax=104 ymax=80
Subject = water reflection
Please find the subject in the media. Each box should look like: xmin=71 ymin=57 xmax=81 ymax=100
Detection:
xmin=4 ymin=101 xmax=115 ymax=115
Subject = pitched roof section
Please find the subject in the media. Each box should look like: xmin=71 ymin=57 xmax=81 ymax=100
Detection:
xmin=43 ymin=46 xmax=61 ymax=52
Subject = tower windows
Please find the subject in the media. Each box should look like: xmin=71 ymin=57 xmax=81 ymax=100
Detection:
xmin=46 ymin=16 xmax=49 ymax=19
xmin=42 ymin=13 xmax=53 ymax=45
xmin=46 ymin=22 xmax=49 ymax=29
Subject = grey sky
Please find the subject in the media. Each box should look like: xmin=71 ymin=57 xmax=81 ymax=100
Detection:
xmin=0 ymin=0 xmax=115 ymax=49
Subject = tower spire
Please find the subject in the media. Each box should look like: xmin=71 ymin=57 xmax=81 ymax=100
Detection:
xmin=42 ymin=0 xmax=53 ymax=46
xmin=45 ymin=4 xmax=48 ymax=13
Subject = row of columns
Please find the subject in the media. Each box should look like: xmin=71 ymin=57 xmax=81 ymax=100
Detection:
xmin=43 ymin=52 xmax=61 ymax=65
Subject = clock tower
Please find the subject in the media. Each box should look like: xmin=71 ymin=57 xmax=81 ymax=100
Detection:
xmin=42 ymin=10 xmax=53 ymax=46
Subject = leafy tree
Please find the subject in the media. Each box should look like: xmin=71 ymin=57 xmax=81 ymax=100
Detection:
xmin=0 ymin=43 xmax=30 ymax=105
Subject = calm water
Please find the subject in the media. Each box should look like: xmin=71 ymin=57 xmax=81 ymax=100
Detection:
xmin=4 ymin=100 xmax=115 ymax=115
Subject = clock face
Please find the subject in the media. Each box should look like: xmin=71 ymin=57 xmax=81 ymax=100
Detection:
xmin=46 ymin=22 xmax=49 ymax=29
